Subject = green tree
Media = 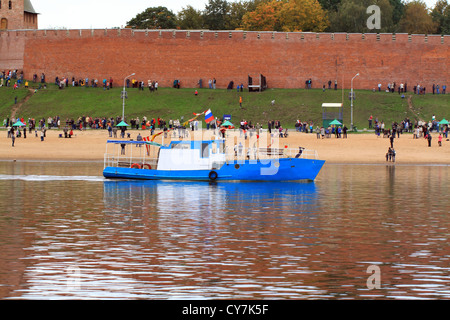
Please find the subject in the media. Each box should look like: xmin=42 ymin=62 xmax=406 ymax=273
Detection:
xmin=126 ymin=7 xmax=177 ymax=29
xmin=227 ymin=1 xmax=255 ymax=29
xmin=177 ymin=5 xmax=205 ymax=29
xmin=397 ymin=0 xmax=438 ymax=34
xmin=431 ymin=0 xmax=450 ymax=34
xmin=203 ymin=0 xmax=231 ymax=30
xmin=318 ymin=0 xmax=342 ymax=11
xmin=175 ymin=0 xmax=272 ymax=30
xmin=389 ymin=0 xmax=405 ymax=26
xmin=328 ymin=0 xmax=395 ymax=33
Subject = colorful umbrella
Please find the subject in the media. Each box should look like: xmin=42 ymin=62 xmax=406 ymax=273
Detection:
xmin=221 ymin=120 xmax=234 ymax=128
xmin=116 ymin=121 xmax=129 ymax=127
xmin=329 ymin=119 xmax=342 ymax=125
xmin=12 ymin=120 xmax=26 ymax=127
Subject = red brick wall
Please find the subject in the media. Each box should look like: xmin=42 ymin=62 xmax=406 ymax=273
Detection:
xmin=23 ymin=12 xmax=38 ymax=29
xmin=0 ymin=0 xmax=25 ymax=30
xmin=1 ymin=29 xmax=449 ymax=89
xmin=0 ymin=30 xmax=27 ymax=69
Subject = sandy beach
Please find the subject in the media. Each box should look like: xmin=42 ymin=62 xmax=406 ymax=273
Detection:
xmin=1 ymin=128 xmax=449 ymax=165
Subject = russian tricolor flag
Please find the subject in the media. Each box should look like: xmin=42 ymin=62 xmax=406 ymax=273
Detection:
xmin=205 ymin=109 xmax=214 ymax=123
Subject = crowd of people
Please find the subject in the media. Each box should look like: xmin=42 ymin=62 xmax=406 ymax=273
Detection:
xmin=373 ymin=81 xmax=448 ymax=96
xmin=4 ymin=113 xmax=447 ymax=137
xmin=370 ymin=115 xmax=448 ymax=161
xmin=0 ymin=70 xmax=25 ymax=87
xmin=0 ymin=71 xmax=163 ymax=93
xmin=377 ymin=82 xmax=408 ymax=93
xmin=370 ymin=116 xmax=449 ymax=139
xmin=50 ymin=75 xmax=161 ymax=92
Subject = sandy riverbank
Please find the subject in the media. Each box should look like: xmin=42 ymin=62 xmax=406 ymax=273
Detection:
xmin=1 ymin=129 xmax=449 ymax=165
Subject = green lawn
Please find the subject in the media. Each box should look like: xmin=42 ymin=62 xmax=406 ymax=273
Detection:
xmin=1 ymin=83 xmax=448 ymax=129
xmin=0 ymin=87 xmax=30 ymax=119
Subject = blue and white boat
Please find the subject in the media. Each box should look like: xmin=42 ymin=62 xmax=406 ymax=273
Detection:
xmin=103 ymin=138 xmax=325 ymax=181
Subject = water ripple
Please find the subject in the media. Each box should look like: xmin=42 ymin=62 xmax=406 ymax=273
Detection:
xmin=0 ymin=163 xmax=449 ymax=299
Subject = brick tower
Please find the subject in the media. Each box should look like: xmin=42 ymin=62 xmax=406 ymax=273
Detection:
xmin=0 ymin=0 xmax=38 ymax=30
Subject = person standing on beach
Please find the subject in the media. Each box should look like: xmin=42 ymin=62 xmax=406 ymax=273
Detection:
xmin=427 ymin=133 xmax=432 ymax=147
xmin=11 ymin=133 xmax=15 ymax=147
xmin=390 ymin=134 xmax=394 ymax=148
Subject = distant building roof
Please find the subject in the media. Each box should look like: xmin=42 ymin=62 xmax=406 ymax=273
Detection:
xmin=24 ymin=0 xmax=38 ymax=14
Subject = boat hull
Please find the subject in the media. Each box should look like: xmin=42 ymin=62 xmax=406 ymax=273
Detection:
xmin=103 ymin=158 xmax=325 ymax=181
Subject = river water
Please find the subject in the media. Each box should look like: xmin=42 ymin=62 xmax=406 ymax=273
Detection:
xmin=0 ymin=161 xmax=449 ymax=300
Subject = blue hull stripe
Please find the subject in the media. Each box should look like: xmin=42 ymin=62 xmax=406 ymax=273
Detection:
xmin=103 ymin=158 xmax=325 ymax=181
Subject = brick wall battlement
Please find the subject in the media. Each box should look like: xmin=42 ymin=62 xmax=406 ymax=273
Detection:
xmin=1 ymin=29 xmax=448 ymax=90
xmin=1 ymin=29 xmax=448 ymax=42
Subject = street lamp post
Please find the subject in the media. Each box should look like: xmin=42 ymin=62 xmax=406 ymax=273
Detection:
xmin=351 ymin=73 xmax=359 ymax=131
xmin=122 ymin=73 xmax=135 ymax=122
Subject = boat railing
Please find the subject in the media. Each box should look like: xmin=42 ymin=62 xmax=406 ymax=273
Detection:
xmin=282 ymin=148 xmax=319 ymax=160
xmin=104 ymin=154 xmax=159 ymax=169
xmin=225 ymin=147 xmax=318 ymax=161
xmin=104 ymin=145 xmax=319 ymax=169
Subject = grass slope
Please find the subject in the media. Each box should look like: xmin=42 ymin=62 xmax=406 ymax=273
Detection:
xmin=1 ymin=83 xmax=448 ymax=129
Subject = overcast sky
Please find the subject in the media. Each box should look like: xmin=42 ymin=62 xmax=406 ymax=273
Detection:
xmin=33 ymin=0 xmax=439 ymax=30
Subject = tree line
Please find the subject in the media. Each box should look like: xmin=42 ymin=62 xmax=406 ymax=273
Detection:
xmin=126 ymin=0 xmax=449 ymax=35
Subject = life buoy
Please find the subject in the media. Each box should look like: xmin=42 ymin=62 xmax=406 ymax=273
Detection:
xmin=142 ymin=164 xmax=152 ymax=170
xmin=208 ymin=171 xmax=218 ymax=181
xmin=131 ymin=163 xmax=141 ymax=169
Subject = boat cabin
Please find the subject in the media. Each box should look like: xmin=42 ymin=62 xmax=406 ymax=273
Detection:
xmin=158 ymin=140 xmax=226 ymax=171
xmin=104 ymin=139 xmax=227 ymax=171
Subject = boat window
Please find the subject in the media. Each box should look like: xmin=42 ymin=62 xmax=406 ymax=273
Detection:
xmin=219 ymin=142 xmax=225 ymax=154
xmin=171 ymin=143 xmax=190 ymax=150
xmin=201 ymin=143 xmax=209 ymax=158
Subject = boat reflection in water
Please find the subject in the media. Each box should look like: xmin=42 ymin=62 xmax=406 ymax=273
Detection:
xmin=101 ymin=180 xmax=323 ymax=299
xmin=103 ymin=180 xmax=319 ymax=218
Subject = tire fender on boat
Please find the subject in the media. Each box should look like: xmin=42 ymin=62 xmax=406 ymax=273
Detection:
xmin=208 ymin=171 xmax=218 ymax=181
xmin=131 ymin=163 xmax=141 ymax=169
xmin=142 ymin=164 xmax=152 ymax=170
